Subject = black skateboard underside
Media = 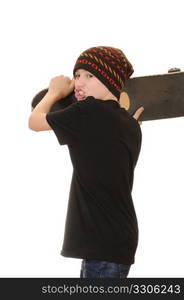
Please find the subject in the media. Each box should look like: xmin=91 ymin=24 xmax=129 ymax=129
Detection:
xmin=122 ymin=71 xmax=184 ymax=121
xmin=31 ymin=72 xmax=184 ymax=122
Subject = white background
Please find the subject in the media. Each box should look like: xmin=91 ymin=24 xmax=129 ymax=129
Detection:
xmin=0 ymin=0 xmax=183 ymax=277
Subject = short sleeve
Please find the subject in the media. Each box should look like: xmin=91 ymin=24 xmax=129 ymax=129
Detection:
xmin=46 ymin=102 xmax=82 ymax=145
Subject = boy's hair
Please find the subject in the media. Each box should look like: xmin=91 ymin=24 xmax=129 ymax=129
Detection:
xmin=73 ymin=46 xmax=134 ymax=100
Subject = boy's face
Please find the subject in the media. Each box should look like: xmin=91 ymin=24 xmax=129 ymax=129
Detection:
xmin=74 ymin=69 xmax=113 ymax=101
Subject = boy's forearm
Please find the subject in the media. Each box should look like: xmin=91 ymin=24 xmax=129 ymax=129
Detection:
xmin=31 ymin=92 xmax=58 ymax=114
xmin=29 ymin=76 xmax=74 ymax=131
xmin=31 ymin=75 xmax=74 ymax=115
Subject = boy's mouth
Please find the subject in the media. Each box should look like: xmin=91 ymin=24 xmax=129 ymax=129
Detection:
xmin=75 ymin=89 xmax=86 ymax=100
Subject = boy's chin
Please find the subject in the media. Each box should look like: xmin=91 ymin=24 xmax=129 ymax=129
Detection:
xmin=77 ymin=97 xmax=86 ymax=101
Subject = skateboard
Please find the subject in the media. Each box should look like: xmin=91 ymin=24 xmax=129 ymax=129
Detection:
xmin=120 ymin=68 xmax=184 ymax=121
xmin=31 ymin=68 xmax=184 ymax=122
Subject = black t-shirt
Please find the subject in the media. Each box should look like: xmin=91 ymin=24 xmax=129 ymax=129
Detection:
xmin=46 ymin=96 xmax=142 ymax=264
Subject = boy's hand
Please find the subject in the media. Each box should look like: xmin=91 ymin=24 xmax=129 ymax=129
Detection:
xmin=133 ymin=106 xmax=144 ymax=125
xmin=48 ymin=75 xmax=75 ymax=101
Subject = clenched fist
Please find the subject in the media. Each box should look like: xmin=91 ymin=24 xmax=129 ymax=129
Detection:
xmin=48 ymin=75 xmax=75 ymax=101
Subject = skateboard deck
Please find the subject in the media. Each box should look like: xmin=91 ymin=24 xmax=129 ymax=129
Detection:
xmin=120 ymin=69 xmax=184 ymax=121
xmin=31 ymin=69 xmax=184 ymax=122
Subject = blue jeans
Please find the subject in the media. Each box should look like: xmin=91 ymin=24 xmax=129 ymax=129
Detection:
xmin=80 ymin=259 xmax=131 ymax=278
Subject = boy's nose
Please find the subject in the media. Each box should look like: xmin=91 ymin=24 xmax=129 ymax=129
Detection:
xmin=76 ymin=78 xmax=85 ymax=88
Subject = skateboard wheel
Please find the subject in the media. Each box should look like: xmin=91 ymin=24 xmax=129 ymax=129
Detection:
xmin=119 ymin=92 xmax=130 ymax=110
xmin=168 ymin=68 xmax=181 ymax=73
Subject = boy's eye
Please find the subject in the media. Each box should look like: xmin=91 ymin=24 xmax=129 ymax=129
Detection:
xmin=87 ymin=74 xmax=93 ymax=78
xmin=74 ymin=73 xmax=93 ymax=79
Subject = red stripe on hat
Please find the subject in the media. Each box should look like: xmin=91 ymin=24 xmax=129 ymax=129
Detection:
xmin=76 ymin=59 xmax=121 ymax=92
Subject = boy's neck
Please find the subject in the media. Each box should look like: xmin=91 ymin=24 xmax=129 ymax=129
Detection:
xmin=102 ymin=93 xmax=118 ymax=102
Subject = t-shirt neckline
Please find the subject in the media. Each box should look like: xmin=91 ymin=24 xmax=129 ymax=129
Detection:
xmin=87 ymin=96 xmax=121 ymax=108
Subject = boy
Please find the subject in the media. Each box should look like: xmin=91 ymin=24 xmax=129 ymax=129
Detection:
xmin=29 ymin=46 xmax=144 ymax=278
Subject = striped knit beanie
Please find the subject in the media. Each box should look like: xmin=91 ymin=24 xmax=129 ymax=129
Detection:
xmin=73 ymin=46 xmax=134 ymax=100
